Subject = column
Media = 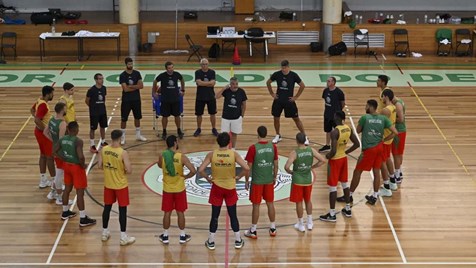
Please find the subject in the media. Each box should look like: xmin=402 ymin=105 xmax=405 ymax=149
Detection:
xmin=322 ymin=0 xmax=343 ymax=54
xmin=119 ymin=0 xmax=140 ymax=57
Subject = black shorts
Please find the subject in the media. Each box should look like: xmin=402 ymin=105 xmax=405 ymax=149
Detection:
xmin=90 ymin=114 xmax=108 ymax=130
xmin=161 ymin=101 xmax=181 ymax=117
xmin=121 ymin=100 xmax=142 ymax=121
xmin=324 ymin=117 xmax=336 ymax=132
xmin=271 ymin=100 xmax=298 ymax=118
xmin=195 ymin=99 xmax=217 ymax=116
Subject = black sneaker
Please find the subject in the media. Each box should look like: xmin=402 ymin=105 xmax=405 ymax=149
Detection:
xmin=79 ymin=215 xmax=97 ymax=227
xmin=319 ymin=213 xmax=337 ymax=222
xmin=178 ymin=129 xmax=184 ymax=139
xmin=212 ymin=128 xmax=219 ymax=137
xmin=318 ymin=145 xmax=331 ymax=153
xmin=159 ymin=234 xmax=169 ymax=244
xmin=234 ymin=239 xmax=244 ymax=249
xmin=90 ymin=145 xmax=98 ymax=154
xmin=193 ymin=128 xmax=201 ymax=137
xmin=179 ymin=234 xmax=191 ymax=244
xmin=244 ymin=228 xmax=257 ymax=239
xmin=101 ymin=141 xmax=109 ymax=147
xmin=337 ymin=195 xmax=353 ymax=203
xmin=269 ymin=228 xmax=277 ymax=237
xmin=365 ymin=195 xmax=377 ymax=205
xmin=61 ymin=210 xmax=77 ymax=220
xmin=161 ymin=131 xmax=167 ymax=140
xmin=341 ymin=208 xmax=352 ymax=218
xmin=205 ymin=239 xmax=215 ymax=250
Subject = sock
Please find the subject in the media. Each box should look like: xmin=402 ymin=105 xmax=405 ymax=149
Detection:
xmin=208 ymin=232 xmax=215 ymax=243
xmin=178 ymin=128 xmax=182 ymax=133
xmin=345 ymin=204 xmax=351 ymax=210
xmin=90 ymin=139 xmax=95 ymax=146
xmin=121 ymin=129 xmax=126 ymax=137
xmin=103 ymin=228 xmax=109 ymax=234
xmin=350 ymin=192 xmax=353 ymax=196
xmin=234 ymin=231 xmax=241 ymax=241
xmin=307 ymin=215 xmax=313 ymax=222
xmin=298 ymin=218 xmax=304 ymax=224
xmin=135 ymin=127 xmax=141 ymax=135
xmin=101 ymin=138 xmax=106 ymax=144
xmin=384 ymin=180 xmax=390 ymax=189
xmin=163 ymin=229 xmax=168 ymax=236
xmin=329 ymin=209 xmax=336 ymax=217
xmin=395 ymin=169 xmax=401 ymax=178
xmin=373 ymin=191 xmax=379 ymax=198
xmin=251 ymin=224 xmax=257 ymax=232
xmin=63 ymin=205 xmax=69 ymax=212
xmin=163 ymin=128 xmax=166 ymax=133
xmin=121 ymin=232 xmax=127 ymax=239
xmin=270 ymin=222 xmax=276 ymax=229
xmin=79 ymin=210 xmax=86 ymax=218
xmin=40 ymin=173 xmax=46 ymax=180
xmin=180 ymin=229 xmax=186 ymax=236
xmin=389 ymin=175 xmax=396 ymax=183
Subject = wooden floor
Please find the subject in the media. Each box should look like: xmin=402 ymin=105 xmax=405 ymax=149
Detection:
xmin=0 ymin=52 xmax=476 ymax=267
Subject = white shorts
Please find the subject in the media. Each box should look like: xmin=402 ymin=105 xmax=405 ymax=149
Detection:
xmin=221 ymin=116 xmax=243 ymax=134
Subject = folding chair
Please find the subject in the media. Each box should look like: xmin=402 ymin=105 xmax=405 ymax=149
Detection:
xmin=152 ymin=94 xmax=184 ymax=135
xmin=353 ymin=29 xmax=369 ymax=57
xmin=393 ymin=29 xmax=410 ymax=57
xmin=436 ymin=28 xmax=452 ymax=56
xmin=454 ymin=29 xmax=472 ymax=56
xmin=244 ymin=36 xmax=267 ymax=60
xmin=1 ymin=32 xmax=17 ymax=59
xmin=185 ymin=34 xmax=203 ymax=62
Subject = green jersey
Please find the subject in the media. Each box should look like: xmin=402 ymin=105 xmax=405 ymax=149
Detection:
xmin=395 ymin=99 xmax=406 ymax=132
xmin=250 ymin=142 xmax=275 ymax=184
xmin=358 ymin=114 xmax=392 ymax=150
xmin=47 ymin=117 xmax=63 ymax=147
xmin=58 ymin=135 xmax=80 ymax=164
xmin=292 ymin=147 xmax=313 ymax=185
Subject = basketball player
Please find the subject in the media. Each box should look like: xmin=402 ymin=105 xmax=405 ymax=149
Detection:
xmin=339 ymin=100 xmax=397 ymax=207
xmin=86 ymin=73 xmax=108 ymax=153
xmin=391 ymin=93 xmax=406 ymax=184
xmin=284 ymin=132 xmax=326 ymax=232
xmin=379 ymin=89 xmax=398 ymax=197
xmin=377 ymin=75 xmax=391 ymax=112
xmin=119 ymin=57 xmax=147 ymax=144
xmin=319 ymin=111 xmax=359 ymax=222
xmin=157 ymin=135 xmax=196 ymax=244
xmin=194 ymin=58 xmax=218 ymax=137
xmin=319 ymin=76 xmax=346 ymax=152
xmin=98 ymin=129 xmax=135 ymax=246
xmin=30 ymin=85 xmax=55 ymax=189
xmin=59 ymin=82 xmax=76 ymax=123
xmin=199 ymin=132 xmax=249 ymax=250
xmin=56 ymin=121 xmax=96 ymax=227
xmin=266 ymin=60 xmax=309 ymax=145
xmin=244 ymin=126 xmax=278 ymax=238
xmin=215 ymin=77 xmax=247 ymax=149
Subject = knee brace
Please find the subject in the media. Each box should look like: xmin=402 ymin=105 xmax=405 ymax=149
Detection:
xmin=341 ymin=182 xmax=349 ymax=189
xmin=55 ymin=168 xmax=64 ymax=191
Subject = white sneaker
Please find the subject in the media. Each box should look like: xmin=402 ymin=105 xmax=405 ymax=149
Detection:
xmin=120 ymin=235 xmax=136 ymax=246
xmin=120 ymin=135 xmax=126 ymax=145
xmin=307 ymin=221 xmax=314 ymax=230
xmin=272 ymin=135 xmax=282 ymax=144
xmin=389 ymin=182 xmax=398 ymax=191
xmin=56 ymin=198 xmax=73 ymax=205
xmin=136 ymin=135 xmax=147 ymax=142
xmin=102 ymin=231 xmax=111 ymax=242
xmin=379 ymin=187 xmax=393 ymax=197
xmin=304 ymin=136 xmax=310 ymax=146
xmin=294 ymin=222 xmax=305 ymax=232
xmin=39 ymin=177 xmax=51 ymax=189
xmin=46 ymin=189 xmax=57 ymax=200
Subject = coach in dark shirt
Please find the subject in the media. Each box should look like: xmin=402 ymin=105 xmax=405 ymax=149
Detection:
xmin=119 ymin=57 xmax=146 ymax=144
xmin=152 ymin=61 xmax=185 ymax=140
xmin=319 ymin=76 xmax=345 ymax=152
xmin=85 ymin=73 xmax=108 ymax=153
xmin=266 ymin=60 xmax=308 ymax=145
xmin=194 ymin=58 xmax=218 ymax=137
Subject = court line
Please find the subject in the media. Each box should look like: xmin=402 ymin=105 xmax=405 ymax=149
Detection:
xmin=0 ymin=115 xmax=32 ymax=162
xmin=345 ymin=104 xmax=407 ymax=264
xmin=46 ymin=104 xmax=116 ymax=264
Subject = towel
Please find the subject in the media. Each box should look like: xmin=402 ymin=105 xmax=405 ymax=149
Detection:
xmin=162 ymin=149 xmax=176 ymax=176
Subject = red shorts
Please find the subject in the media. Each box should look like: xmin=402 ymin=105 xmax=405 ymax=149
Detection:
xmin=355 ymin=143 xmax=384 ymax=171
xmin=162 ymin=190 xmax=188 ymax=212
xmin=289 ymin=184 xmax=312 ymax=203
xmin=249 ymin=183 xmax=274 ymax=204
xmin=63 ymin=162 xmax=87 ymax=189
xmin=209 ymin=184 xmax=238 ymax=207
xmin=382 ymin=143 xmax=392 ymax=160
xmin=104 ymin=187 xmax=130 ymax=207
xmin=392 ymin=132 xmax=406 ymax=155
xmin=54 ymin=157 xmax=64 ymax=169
xmin=327 ymin=157 xmax=348 ymax=187
xmin=34 ymin=128 xmax=52 ymax=157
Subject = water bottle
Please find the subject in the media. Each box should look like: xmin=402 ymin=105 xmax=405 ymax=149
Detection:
xmin=216 ymin=29 xmax=219 ymax=36
xmin=359 ymin=16 xmax=363 ymax=24
xmin=293 ymin=12 xmax=297 ymax=21
xmin=424 ymin=14 xmax=428 ymax=23
xmin=416 ymin=18 xmax=419 ymax=24
xmin=474 ymin=15 xmax=476 ymax=24
xmin=51 ymin=18 xmax=56 ymax=34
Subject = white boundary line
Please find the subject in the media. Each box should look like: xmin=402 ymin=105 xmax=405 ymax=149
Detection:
xmin=5 ymin=262 xmax=476 ymax=266
xmin=345 ymin=105 xmax=407 ymax=264
xmin=46 ymin=98 xmax=118 ymax=264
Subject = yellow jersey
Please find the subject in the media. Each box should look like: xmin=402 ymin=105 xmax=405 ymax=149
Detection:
xmin=34 ymin=98 xmax=51 ymax=128
xmin=377 ymin=86 xmax=391 ymax=113
xmin=59 ymin=95 xmax=75 ymax=123
xmin=162 ymin=152 xmax=185 ymax=193
xmin=333 ymin=124 xmax=351 ymax=160
xmin=383 ymin=104 xmax=396 ymax=144
xmin=211 ymin=149 xmax=236 ymax=190
xmin=102 ymin=145 xmax=128 ymax=190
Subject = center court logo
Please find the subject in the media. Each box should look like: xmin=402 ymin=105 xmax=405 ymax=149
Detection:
xmin=142 ymin=150 xmax=293 ymax=206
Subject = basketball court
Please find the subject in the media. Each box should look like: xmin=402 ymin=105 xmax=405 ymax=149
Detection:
xmin=0 ymin=54 xmax=475 ymax=267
